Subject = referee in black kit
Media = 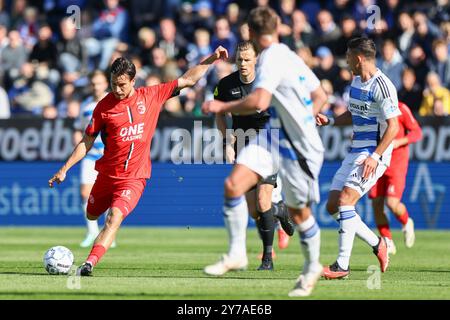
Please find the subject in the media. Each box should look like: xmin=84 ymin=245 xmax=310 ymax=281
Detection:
xmin=213 ymin=41 xmax=294 ymax=271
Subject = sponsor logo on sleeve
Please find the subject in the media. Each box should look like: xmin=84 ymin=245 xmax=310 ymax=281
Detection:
xmin=137 ymin=101 xmax=146 ymax=115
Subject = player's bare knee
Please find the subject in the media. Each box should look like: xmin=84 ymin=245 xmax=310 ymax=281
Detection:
xmin=105 ymin=209 xmax=123 ymax=229
xmin=338 ymin=192 xmax=352 ymax=207
xmin=224 ymin=177 xmax=244 ymax=198
xmin=338 ymin=188 xmax=359 ymax=207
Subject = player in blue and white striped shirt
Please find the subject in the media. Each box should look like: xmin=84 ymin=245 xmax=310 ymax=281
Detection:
xmin=316 ymin=37 xmax=401 ymax=279
xmin=73 ymin=71 xmax=109 ymax=248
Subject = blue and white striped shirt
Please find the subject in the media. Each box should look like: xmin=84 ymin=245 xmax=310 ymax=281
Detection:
xmin=348 ymin=69 xmax=401 ymax=165
xmin=74 ymin=96 xmax=105 ymax=161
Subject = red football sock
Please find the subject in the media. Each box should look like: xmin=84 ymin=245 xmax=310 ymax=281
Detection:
xmin=86 ymin=244 xmax=106 ymax=267
xmin=377 ymin=224 xmax=392 ymax=240
xmin=396 ymin=210 xmax=409 ymax=226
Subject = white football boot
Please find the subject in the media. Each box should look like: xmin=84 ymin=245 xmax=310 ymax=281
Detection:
xmin=204 ymin=254 xmax=248 ymax=276
xmin=288 ymin=263 xmax=323 ymax=297
xmin=402 ymin=218 xmax=415 ymax=248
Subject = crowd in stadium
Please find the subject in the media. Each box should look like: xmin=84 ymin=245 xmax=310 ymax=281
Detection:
xmin=0 ymin=0 xmax=448 ymax=120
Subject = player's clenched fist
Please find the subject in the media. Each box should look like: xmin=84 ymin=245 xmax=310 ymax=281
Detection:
xmin=202 ymin=100 xmax=225 ymax=115
xmin=213 ymin=46 xmax=229 ymax=61
xmin=48 ymin=170 xmax=66 ymax=188
xmin=315 ymin=113 xmax=330 ymax=126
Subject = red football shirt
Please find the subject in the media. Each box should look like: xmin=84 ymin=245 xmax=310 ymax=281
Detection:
xmin=85 ymin=80 xmax=178 ymax=179
xmin=385 ymin=102 xmax=422 ymax=175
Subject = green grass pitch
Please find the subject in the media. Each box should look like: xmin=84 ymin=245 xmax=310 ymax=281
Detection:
xmin=1 ymin=227 xmax=449 ymax=300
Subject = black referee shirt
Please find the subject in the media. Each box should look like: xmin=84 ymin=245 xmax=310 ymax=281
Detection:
xmin=214 ymin=71 xmax=270 ymax=132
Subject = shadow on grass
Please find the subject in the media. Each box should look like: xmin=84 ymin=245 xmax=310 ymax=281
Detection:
xmin=0 ymin=272 xmax=48 ymax=276
xmin=94 ymin=273 xmax=296 ymax=281
xmin=415 ymin=269 xmax=450 ymax=274
xmin=0 ymin=291 xmax=232 ymax=299
xmin=0 ymin=270 xmax=295 ymax=280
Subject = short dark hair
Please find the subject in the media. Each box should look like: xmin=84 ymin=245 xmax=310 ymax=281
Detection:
xmin=347 ymin=37 xmax=376 ymax=60
xmin=236 ymin=40 xmax=258 ymax=55
xmin=110 ymin=57 xmax=136 ymax=79
xmin=247 ymin=7 xmax=279 ymax=36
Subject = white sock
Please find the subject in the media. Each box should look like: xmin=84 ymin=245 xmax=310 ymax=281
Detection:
xmin=223 ymin=196 xmax=248 ymax=259
xmin=297 ymin=215 xmax=321 ymax=273
xmin=83 ymin=200 xmax=99 ymax=236
xmin=354 ymin=214 xmax=379 ymax=247
xmin=336 ymin=206 xmax=358 ymax=270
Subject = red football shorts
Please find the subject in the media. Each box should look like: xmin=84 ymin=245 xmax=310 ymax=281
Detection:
xmin=368 ymin=170 xmax=406 ymax=200
xmin=87 ymin=174 xmax=147 ymax=219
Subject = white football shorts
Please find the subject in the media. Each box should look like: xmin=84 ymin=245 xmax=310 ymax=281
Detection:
xmin=236 ymin=135 xmax=322 ymax=209
xmin=330 ymin=151 xmax=387 ymax=196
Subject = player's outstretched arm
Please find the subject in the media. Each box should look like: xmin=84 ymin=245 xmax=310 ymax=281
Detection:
xmin=177 ymin=46 xmax=228 ymax=90
xmin=48 ymin=134 xmax=96 ymax=188
xmin=311 ymin=86 xmax=328 ymax=116
xmin=316 ymin=110 xmax=352 ymax=126
xmin=202 ymin=88 xmax=272 ymax=115
xmin=215 ymin=113 xmax=236 ymax=163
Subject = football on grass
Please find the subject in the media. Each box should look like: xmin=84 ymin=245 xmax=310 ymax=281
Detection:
xmin=43 ymin=246 xmax=74 ymax=275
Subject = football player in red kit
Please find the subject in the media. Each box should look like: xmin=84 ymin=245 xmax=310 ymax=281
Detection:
xmin=48 ymin=47 xmax=228 ymax=276
xmin=369 ymin=101 xmax=422 ymax=254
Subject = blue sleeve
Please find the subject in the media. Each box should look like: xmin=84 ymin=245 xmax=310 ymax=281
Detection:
xmin=427 ymin=21 xmax=443 ymax=38
xmin=92 ymin=17 xmax=111 ymax=39
xmin=110 ymin=10 xmax=128 ymax=41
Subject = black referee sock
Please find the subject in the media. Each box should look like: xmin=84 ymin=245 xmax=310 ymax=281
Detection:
xmin=256 ymin=206 xmax=275 ymax=261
